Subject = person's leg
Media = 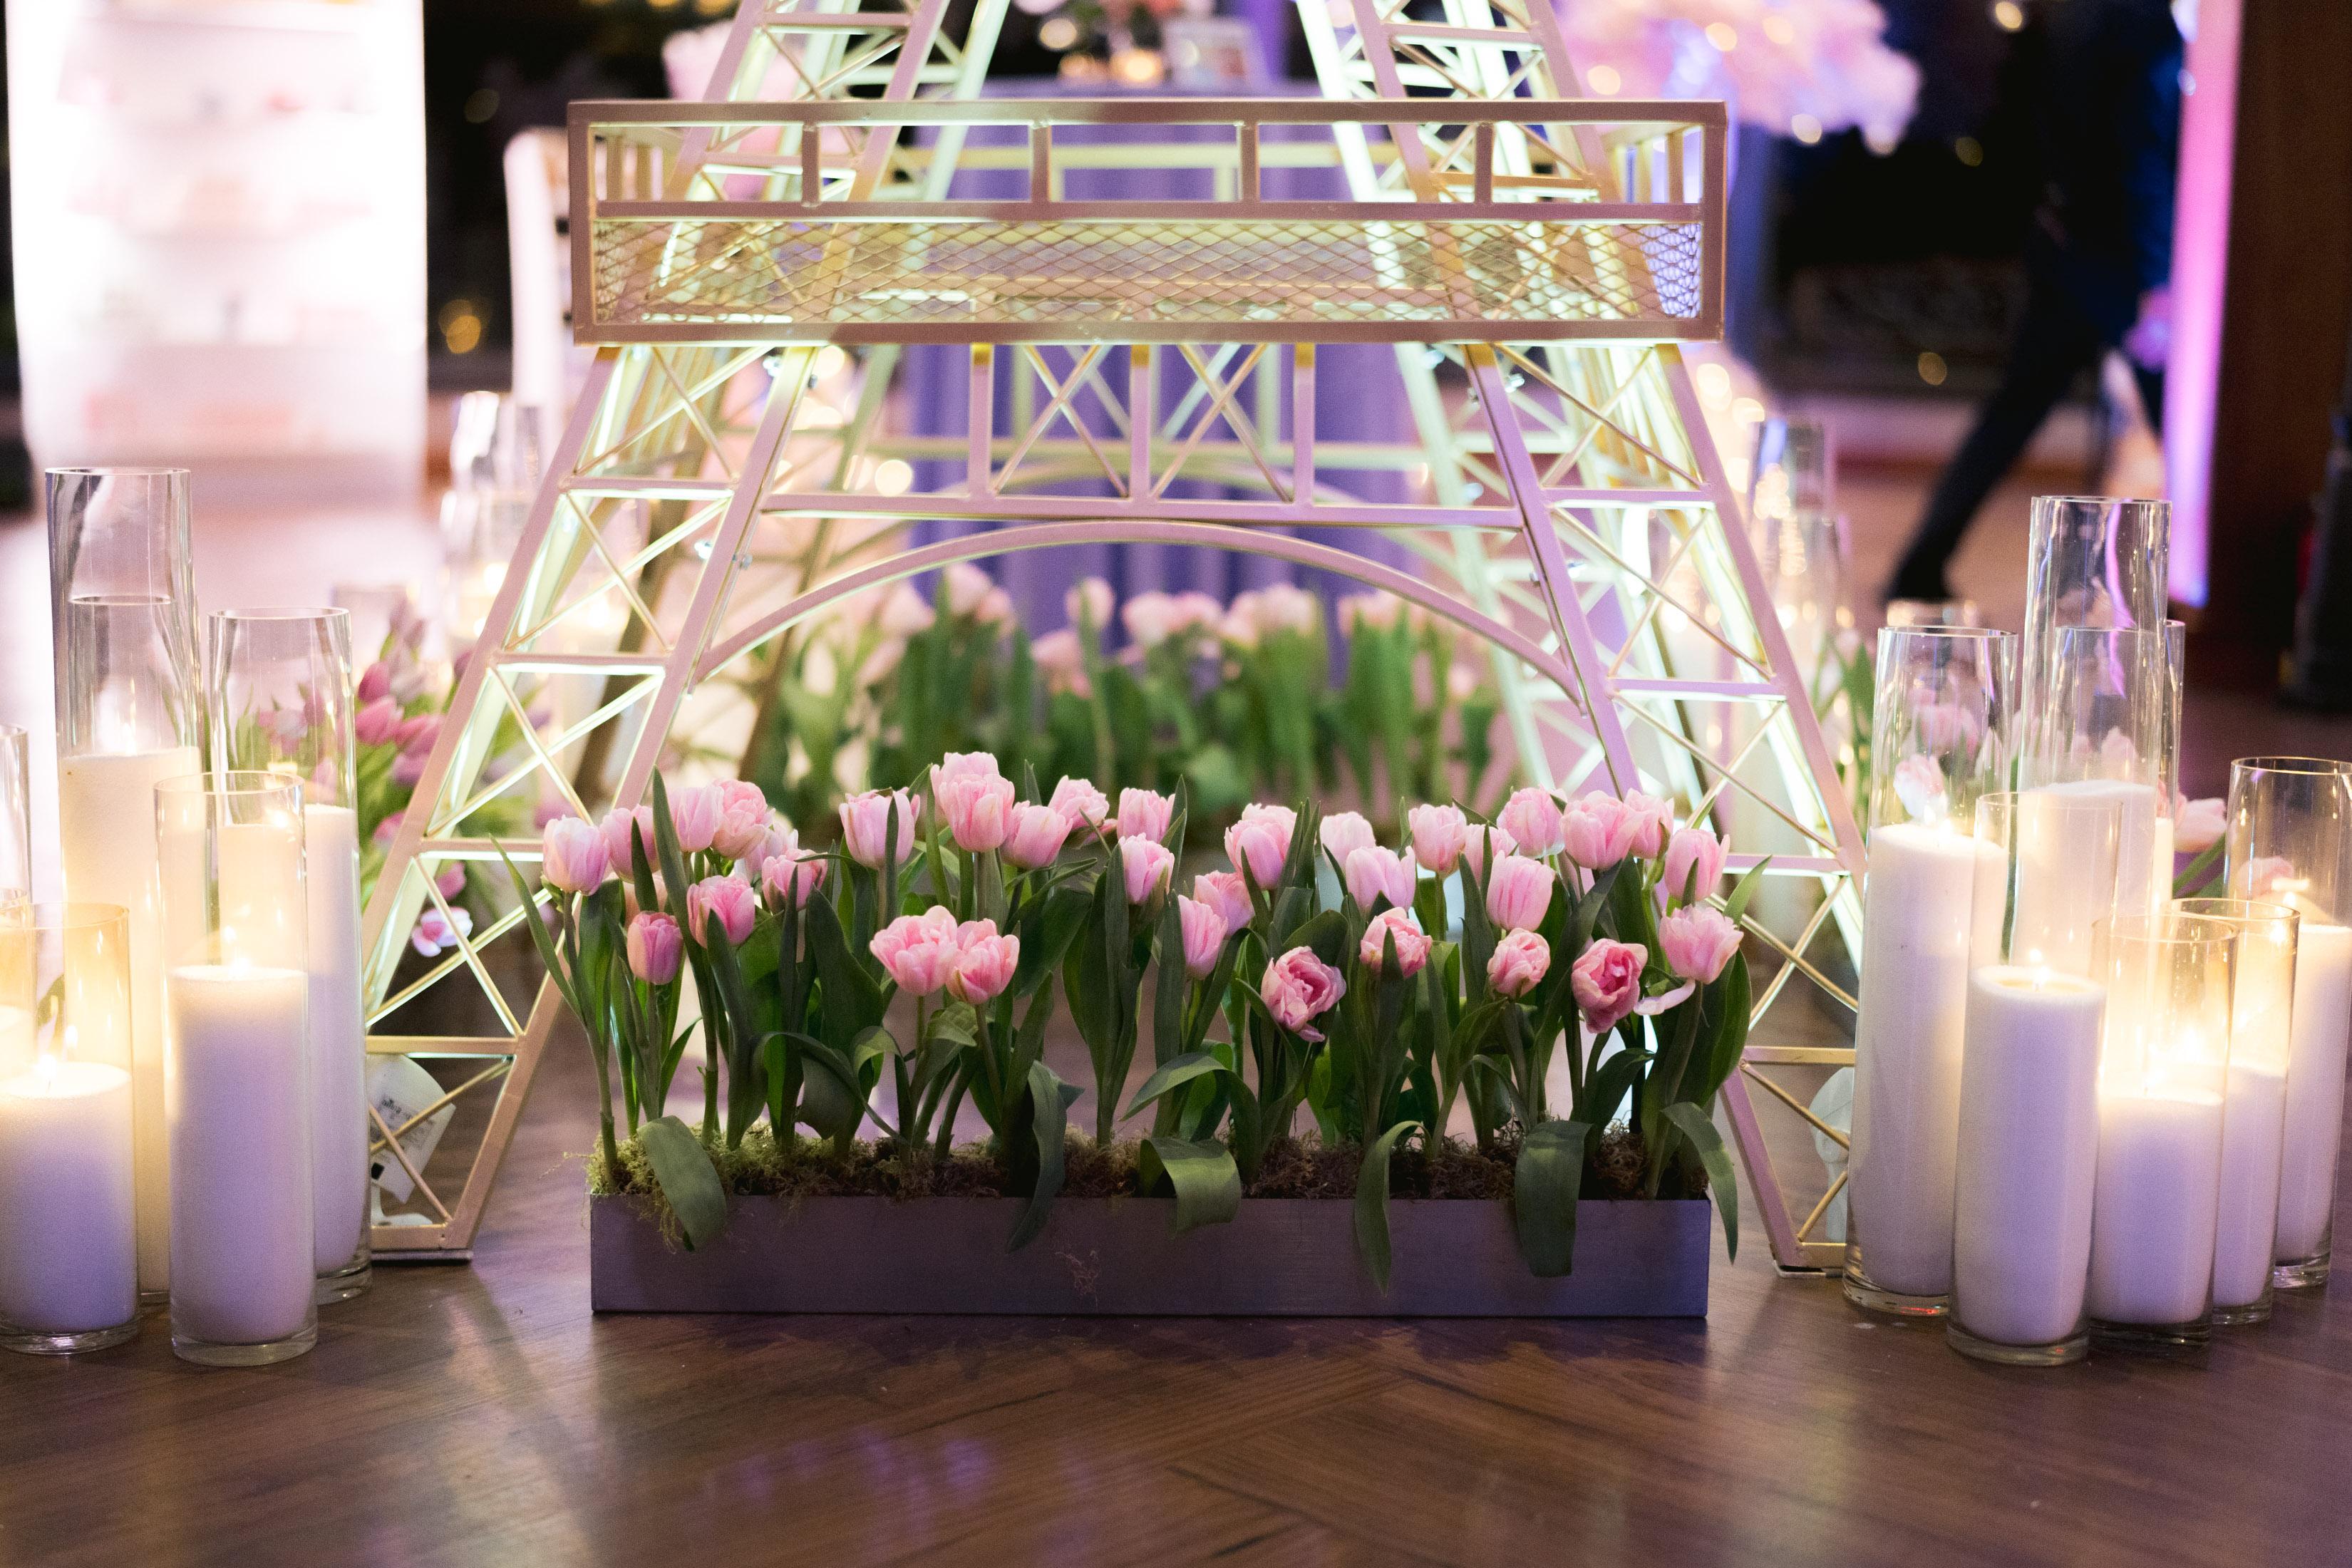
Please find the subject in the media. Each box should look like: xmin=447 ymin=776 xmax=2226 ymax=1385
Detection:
xmin=2132 ymin=363 xmax=2165 ymax=432
xmin=1886 ymin=284 xmax=2103 ymax=601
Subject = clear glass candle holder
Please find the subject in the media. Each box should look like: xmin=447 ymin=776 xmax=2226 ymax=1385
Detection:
xmin=0 ymin=726 xmax=29 ymax=914
xmin=2018 ymin=623 xmax=2182 ymax=917
xmin=2018 ymin=495 xmax=2169 ymax=724
xmin=50 ymin=466 xmax=201 ymax=1303
xmin=1884 ymin=599 xmax=1981 ymax=629
xmin=2173 ymin=897 xmax=2300 ymax=1324
xmin=209 ymin=609 xmax=370 ymax=1304
xmin=1845 ymin=628 xmax=2013 ymax=1319
xmin=155 ymin=773 xmax=316 ymax=1367
xmin=2084 ymin=912 xmax=2237 ymax=1351
xmin=1944 ymin=792 xmax=2121 ymax=1366
xmin=2226 ymin=755 xmax=2352 ymax=1290
xmin=0 ymin=904 xmax=140 ymax=1354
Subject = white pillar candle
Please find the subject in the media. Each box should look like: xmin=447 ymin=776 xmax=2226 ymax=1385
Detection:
xmin=2276 ymin=922 xmax=2352 ymax=1260
xmin=2035 ymin=779 xmax=2165 ymax=913
xmin=166 ymin=964 xmax=314 ymax=1347
xmin=58 ymin=743 xmax=199 ymax=1294
xmin=1952 ymin=966 xmax=2105 ymax=1347
xmin=305 ymin=804 xmax=369 ymax=1276
xmin=2085 ymin=1090 xmax=2226 ymax=1325
xmin=2013 ymin=788 xmax=2126 ymax=975
xmin=0 ymin=1058 xmax=136 ymax=1332
xmin=2213 ymin=1063 xmax=2290 ymax=1306
xmin=1849 ymin=824 xmax=2001 ymax=1298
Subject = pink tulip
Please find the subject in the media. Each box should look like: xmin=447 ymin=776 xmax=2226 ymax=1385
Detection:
xmin=936 ymin=768 xmax=1018 ymax=852
xmin=944 ymin=564 xmax=994 ymax=618
xmin=838 ymin=789 xmax=922 ymax=868
xmin=1224 ymin=815 xmax=1289 ymax=889
xmin=1659 ymin=826 xmax=1728 ymax=909
xmin=1498 ymin=787 xmax=1566 ymax=858
xmin=1001 ymin=803 xmax=1073 ymax=870
xmin=1621 ymin=792 xmax=1675 ymax=859
xmin=878 ymin=582 xmax=936 ymax=638
xmin=601 ymin=806 xmax=657 ymax=876
xmin=1031 ymin=630 xmax=1093 ymax=698
xmin=1487 ymin=929 xmax=1551 ymax=997
xmin=1195 ymin=870 xmax=1254 ymax=934
xmin=1048 ymin=776 xmax=1110 ymax=832
xmin=2175 ymin=796 xmax=2226 ymax=854
xmin=626 ymin=912 xmax=684 ymax=985
xmin=1358 ymin=907 xmax=1432 ymax=979
xmin=1460 ymin=822 xmax=1516 ymax=880
xmin=976 ymin=587 xmax=1015 ymax=629
xmin=373 ymin=810 xmax=405 ymax=847
xmin=392 ymin=751 xmax=425 ymax=788
xmin=1485 ymin=853 xmax=1554 ymax=932
xmin=1116 ymin=788 xmax=1176 ymax=845
xmin=870 ymin=907 xmax=961 ymax=996
xmin=1120 ymin=835 xmax=1175 ymax=906
xmin=411 ymin=906 xmax=473 ymax=957
xmin=540 ymin=816 xmax=610 ymax=893
xmin=356 ymin=661 xmax=391 ymax=703
xmin=1408 ymin=803 xmax=1468 ymax=875
xmin=1262 ymin=946 xmax=1346 ymax=1041
xmin=708 ymin=780 xmax=772 ymax=861
xmin=1123 ymin=590 xmax=1180 ymax=647
xmin=946 ymin=920 xmax=1021 ymax=1004
xmin=1239 ymin=802 xmax=1298 ymax=844
xmin=394 ymin=713 xmax=443 ymax=755
xmin=1658 ymin=904 xmax=1742 ymax=984
xmin=1177 ymin=896 xmax=1227 ymax=979
xmin=1570 ymin=939 xmax=1647 ymax=1033
xmin=933 ymin=751 xmax=1001 ymax=783
xmin=1344 ymin=845 xmax=1418 ymax=913
xmin=1066 ymin=576 xmax=1115 ymax=631
xmin=1559 ymin=794 xmax=1638 ymax=870
xmin=2241 ymin=855 xmax=2297 ymax=897
xmin=434 ymin=863 xmax=467 ymax=900
xmin=668 ymin=783 xmax=724 ymax=854
xmin=350 ymin=696 xmax=396 ymax=747
xmin=685 ymin=875 xmax=758 ymax=947
xmin=1319 ymin=811 xmax=1376 ymax=865
xmin=758 ymin=842 xmax=827 ymax=910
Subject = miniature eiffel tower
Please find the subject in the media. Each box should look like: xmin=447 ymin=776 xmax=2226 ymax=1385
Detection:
xmin=364 ymin=0 xmax=1861 ymax=1272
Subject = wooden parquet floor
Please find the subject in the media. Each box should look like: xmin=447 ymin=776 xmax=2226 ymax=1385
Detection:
xmin=1 ymin=1015 xmax=2348 ymax=1567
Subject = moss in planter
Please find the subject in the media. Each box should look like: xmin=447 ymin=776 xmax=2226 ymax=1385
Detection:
xmin=596 ymin=1121 xmax=1679 ymax=1233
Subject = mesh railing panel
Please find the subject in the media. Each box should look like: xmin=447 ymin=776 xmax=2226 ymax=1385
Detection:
xmin=587 ymin=215 xmax=1706 ymax=339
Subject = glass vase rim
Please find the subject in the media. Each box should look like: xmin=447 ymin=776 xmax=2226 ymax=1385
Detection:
xmin=153 ymin=770 xmax=308 ymax=803
xmin=2229 ymin=755 xmax=2352 ymax=776
xmin=208 ymin=605 xmax=354 ymax=626
xmin=2168 ymin=896 xmax=2301 ymax=929
xmin=2049 ymin=621 xmax=2181 ymax=646
xmin=44 ymin=464 xmax=190 ymax=480
xmin=0 ymin=901 xmax=132 ymax=934
xmin=2028 ymin=494 xmax=2174 ymax=511
xmin=1877 ymin=624 xmax=2011 ymax=643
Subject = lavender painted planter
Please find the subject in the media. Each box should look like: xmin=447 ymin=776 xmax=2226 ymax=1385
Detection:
xmin=589 ymin=1195 xmax=1711 ymax=1316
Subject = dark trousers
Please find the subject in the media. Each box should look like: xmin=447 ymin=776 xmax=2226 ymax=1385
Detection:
xmin=1889 ymin=254 xmax=2164 ymax=602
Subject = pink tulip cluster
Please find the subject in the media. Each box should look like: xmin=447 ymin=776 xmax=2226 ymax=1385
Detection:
xmin=870 ymin=907 xmax=1021 ymax=1004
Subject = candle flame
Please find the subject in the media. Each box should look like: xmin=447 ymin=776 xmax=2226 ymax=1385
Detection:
xmin=35 ymin=1053 xmax=56 ymax=1090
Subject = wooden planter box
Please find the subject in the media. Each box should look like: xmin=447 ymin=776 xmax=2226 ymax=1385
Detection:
xmin=589 ymin=1195 xmax=1711 ymax=1316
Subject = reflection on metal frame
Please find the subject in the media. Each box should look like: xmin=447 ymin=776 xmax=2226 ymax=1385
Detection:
xmin=364 ymin=0 xmax=1862 ymax=1273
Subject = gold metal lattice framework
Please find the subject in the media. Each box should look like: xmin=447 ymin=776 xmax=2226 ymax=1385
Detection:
xmin=367 ymin=7 xmax=1862 ymax=1273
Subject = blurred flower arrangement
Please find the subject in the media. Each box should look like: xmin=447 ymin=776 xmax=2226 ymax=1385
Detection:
xmin=1562 ymin=0 xmax=1919 ymax=150
xmin=351 ymin=596 xmax=537 ymax=952
xmin=509 ymin=756 xmax=1760 ymax=1283
xmin=733 ymin=565 xmax=1510 ymax=856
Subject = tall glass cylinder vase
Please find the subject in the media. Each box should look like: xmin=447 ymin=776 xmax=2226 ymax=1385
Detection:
xmin=1845 ymin=628 xmax=2013 ymax=1317
xmin=207 ymin=609 xmax=369 ymax=1305
xmin=2173 ymin=897 xmax=2300 ymax=1324
xmin=2226 ymin=756 xmax=2352 ymax=1289
xmin=155 ymin=773 xmax=314 ymax=1366
xmin=2084 ymin=912 xmax=2236 ymax=1350
xmin=1945 ymin=790 xmax=2121 ymax=1366
xmin=0 ymin=904 xmax=139 ymax=1354
xmin=49 ymin=465 xmax=201 ymax=1301
xmin=2017 ymin=495 xmax=2170 ymax=731
xmin=2018 ymin=623 xmax=2182 ymax=917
